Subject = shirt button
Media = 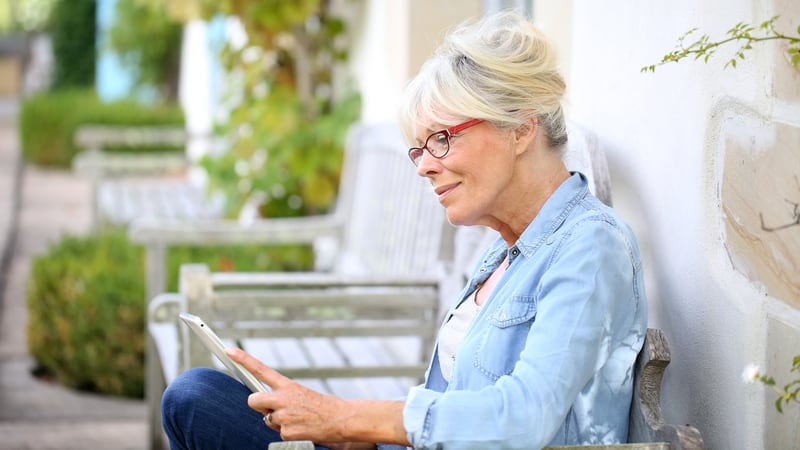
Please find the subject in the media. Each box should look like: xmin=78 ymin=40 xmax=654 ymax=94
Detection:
xmin=511 ymin=249 xmax=519 ymax=255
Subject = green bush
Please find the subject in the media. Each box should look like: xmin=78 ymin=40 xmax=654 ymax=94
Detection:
xmin=26 ymin=230 xmax=313 ymax=398
xmin=19 ymin=89 xmax=185 ymax=167
xmin=27 ymin=230 xmax=146 ymax=398
xmin=166 ymin=244 xmax=313 ymax=291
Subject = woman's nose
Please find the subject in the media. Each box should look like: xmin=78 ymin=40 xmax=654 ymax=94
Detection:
xmin=415 ymin=150 xmax=441 ymax=176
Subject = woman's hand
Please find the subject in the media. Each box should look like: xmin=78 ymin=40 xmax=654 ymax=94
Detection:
xmin=226 ymin=348 xmax=352 ymax=443
xmin=227 ymin=348 xmax=408 ymax=447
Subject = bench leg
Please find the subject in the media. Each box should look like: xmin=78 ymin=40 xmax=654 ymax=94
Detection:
xmin=147 ymin=331 xmax=168 ymax=450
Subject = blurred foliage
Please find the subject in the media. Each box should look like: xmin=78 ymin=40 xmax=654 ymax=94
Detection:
xmin=106 ymin=0 xmax=183 ymax=101
xmin=49 ymin=0 xmax=96 ymax=90
xmin=203 ymin=88 xmax=360 ymax=218
xmin=26 ymin=229 xmax=313 ymax=398
xmin=27 ymin=230 xmax=146 ymax=398
xmin=152 ymin=0 xmax=362 ymax=218
xmin=0 ymin=0 xmax=57 ymax=33
xmin=166 ymin=243 xmax=313 ymax=291
xmin=19 ymin=89 xmax=185 ymax=167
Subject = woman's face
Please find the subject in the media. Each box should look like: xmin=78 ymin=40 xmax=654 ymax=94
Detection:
xmin=413 ymin=119 xmax=519 ymax=228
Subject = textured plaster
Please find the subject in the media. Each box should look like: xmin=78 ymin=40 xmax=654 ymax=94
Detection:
xmin=720 ymin=113 xmax=800 ymax=306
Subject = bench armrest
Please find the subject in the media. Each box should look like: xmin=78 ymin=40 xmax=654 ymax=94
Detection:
xmin=130 ymin=215 xmax=347 ymax=301
xmin=209 ymin=271 xmax=441 ymax=287
xmin=129 ymin=215 xmax=343 ymax=247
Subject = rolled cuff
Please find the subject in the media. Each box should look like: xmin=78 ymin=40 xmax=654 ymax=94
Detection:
xmin=403 ymin=385 xmax=442 ymax=448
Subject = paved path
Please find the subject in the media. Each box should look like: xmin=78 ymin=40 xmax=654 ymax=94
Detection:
xmin=0 ymin=104 xmax=149 ymax=449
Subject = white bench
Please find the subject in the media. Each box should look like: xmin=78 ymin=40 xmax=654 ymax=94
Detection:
xmin=71 ymin=125 xmax=223 ymax=229
xmin=144 ymin=121 xmax=455 ymax=449
xmin=148 ymin=261 xmax=441 ymax=411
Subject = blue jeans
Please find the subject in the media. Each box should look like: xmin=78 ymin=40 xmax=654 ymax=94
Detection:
xmin=161 ymin=368 xmax=329 ymax=450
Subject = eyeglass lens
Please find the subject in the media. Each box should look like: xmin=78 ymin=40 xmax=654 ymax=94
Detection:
xmin=409 ymin=131 xmax=449 ymax=166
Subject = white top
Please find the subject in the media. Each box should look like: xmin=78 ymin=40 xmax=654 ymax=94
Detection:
xmin=437 ymin=290 xmax=482 ymax=382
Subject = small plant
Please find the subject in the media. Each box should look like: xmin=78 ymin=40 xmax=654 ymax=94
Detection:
xmin=742 ymin=358 xmax=800 ymax=413
xmin=642 ymin=15 xmax=800 ymax=72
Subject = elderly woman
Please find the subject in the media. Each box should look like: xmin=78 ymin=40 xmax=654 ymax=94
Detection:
xmin=161 ymin=11 xmax=647 ymax=450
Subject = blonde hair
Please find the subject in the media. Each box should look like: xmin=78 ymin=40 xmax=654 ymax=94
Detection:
xmin=400 ymin=11 xmax=567 ymax=150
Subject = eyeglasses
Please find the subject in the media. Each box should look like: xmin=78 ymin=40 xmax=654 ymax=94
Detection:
xmin=408 ymin=118 xmax=484 ymax=166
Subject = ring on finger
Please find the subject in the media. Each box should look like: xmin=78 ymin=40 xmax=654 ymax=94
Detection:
xmin=263 ymin=412 xmax=274 ymax=427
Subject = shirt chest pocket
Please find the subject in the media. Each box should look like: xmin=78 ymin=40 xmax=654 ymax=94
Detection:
xmin=474 ymin=295 xmax=538 ymax=381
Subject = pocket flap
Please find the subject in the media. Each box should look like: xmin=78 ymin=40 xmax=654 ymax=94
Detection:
xmin=489 ymin=295 xmax=537 ymax=327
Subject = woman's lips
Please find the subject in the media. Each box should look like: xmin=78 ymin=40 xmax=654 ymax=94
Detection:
xmin=434 ymin=183 xmax=460 ymax=202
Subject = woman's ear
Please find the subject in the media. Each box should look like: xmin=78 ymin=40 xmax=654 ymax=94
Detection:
xmin=514 ymin=117 xmax=538 ymax=153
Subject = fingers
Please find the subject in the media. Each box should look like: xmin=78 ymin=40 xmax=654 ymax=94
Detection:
xmin=225 ymin=347 xmax=288 ymax=390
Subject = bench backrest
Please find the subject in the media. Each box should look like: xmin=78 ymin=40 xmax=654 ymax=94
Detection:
xmin=328 ymin=122 xmax=451 ymax=276
xmin=129 ymin=121 xmax=454 ymax=302
xmin=176 ymin=263 xmax=440 ymax=381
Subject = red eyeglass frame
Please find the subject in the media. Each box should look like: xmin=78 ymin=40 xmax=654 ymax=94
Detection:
xmin=408 ymin=118 xmax=485 ymax=165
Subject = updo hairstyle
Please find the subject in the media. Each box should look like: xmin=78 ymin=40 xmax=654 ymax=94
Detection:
xmin=400 ymin=11 xmax=568 ymax=152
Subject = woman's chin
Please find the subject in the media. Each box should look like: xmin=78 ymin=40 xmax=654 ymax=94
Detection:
xmin=445 ymin=209 xmax=472 ymax=227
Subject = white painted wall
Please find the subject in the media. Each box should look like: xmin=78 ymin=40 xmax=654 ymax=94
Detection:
xmin=535 ymin=1 xmax=800 ymax=448
xmin=349 ymin=0 xmax=410 ymax=123
xmin=350 ymin=0 xmax=481 ymax=122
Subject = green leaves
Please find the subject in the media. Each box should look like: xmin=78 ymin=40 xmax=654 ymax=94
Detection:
xmin=746 ymin=355 xmax=800 ymax=414
xmin=147 ymin=0 xmax=361 ymax=219
xmin=106 ymin=0 xmax=183 ymax=100
xmin=198 ymin=1 xmax=361 ymax=219
xmin=642 ymin=15 xmax=800 ymax=73
xmin=789 ymin=46 xmax=800 ymax=68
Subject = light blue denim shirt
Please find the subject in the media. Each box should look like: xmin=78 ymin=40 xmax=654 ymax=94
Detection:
xmin=403 ymin=173 xmax=648 ymax=449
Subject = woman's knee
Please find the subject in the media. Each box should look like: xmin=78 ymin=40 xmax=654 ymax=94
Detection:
xmin=163 ymin=368 xmax=219 ymax=407
xmin=161 ymin=367 xmax=279 ymax=449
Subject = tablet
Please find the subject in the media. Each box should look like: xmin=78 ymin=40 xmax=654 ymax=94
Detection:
xmin=179 ymin=312 xmax=269 ymax=393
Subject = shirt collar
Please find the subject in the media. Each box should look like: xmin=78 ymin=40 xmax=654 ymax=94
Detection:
xmin=513 ymin=171 xmax=589 ymax=258
xmin=475 ymin=172 xmax=590 ymax=272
